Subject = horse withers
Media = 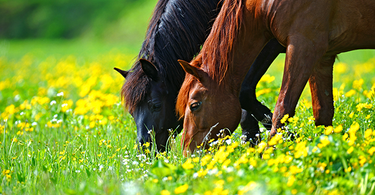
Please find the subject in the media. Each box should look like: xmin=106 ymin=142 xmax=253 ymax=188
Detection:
xmin=176 ymin=0 xmax=375 ymax=154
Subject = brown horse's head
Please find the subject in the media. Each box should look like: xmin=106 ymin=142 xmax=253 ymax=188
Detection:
xmin=176 ymin=60 xmax=242 ymax=155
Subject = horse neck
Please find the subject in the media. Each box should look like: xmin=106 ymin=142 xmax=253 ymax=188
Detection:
xmin=220 ymin=2 xmax=269 ymax=96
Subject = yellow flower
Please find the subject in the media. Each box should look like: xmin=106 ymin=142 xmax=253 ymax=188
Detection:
xmin=238 ymin=181 xmax=257 ymax=195
xmin=364 ymin=129 xmax=373 ymax=139
xmin=256 ymin=88 xmax=272 ymax=97
xmin=368 ymin=147 xmax=375 ymax=155
xmin=5 ymin=104 xmax=16 ymax=115
xmin=284 ymin=155 xmax=293 ymax=164
xmin=324 ymin=126 xmax=333 ymax=135
xmin=280 ymin=114 xmax=289 ymax=124
xmin=234 ymin=154 xmax=248 ymax=167
xmin=334 ymin=62 xmax=347 ymax=74
xmin=357 ymin=102 xmax=373 ymax=111
xmin=294 ymin=141 xmax=308 ymax=158
xmin=359 ymin=156 xmax=367 ymax=167
xmin=345 ymin=89 xmax=356 ymax=97
xmin=161 ymin=190 xmax=170 ymax=195
xmin=317 ymin=136 xmax=330 ymax=148
xmin=61 ymin=100 xmax=73 ymax=112
xmin=182 ymin=158 xmax=194 ymax=170
xmin=2 ymin=170 xmax=10 ymax=175
xmin=317 ymin=162 xmax=327 ymax=172
xmin=222 ymin=159 xmax=231 ymax=168
xmin=333 ymin=125 xmax=343 ymax=133
xmin=289 ymin=165 xmax=303 ymax=175
xmin=259 ymin=74 xmax=275 ymax=83
xmin=348 ymin=122 xmax=360 ymax=135
xmin=257 ymin=141 xmax=267 ymax=153
xmin=268 ymin=134 xmax=282 ymax=146
xmin=347 ymin=146 xmax=354 ymax=154
xmin=196 ymin=168 xmax=208 ymax=178
xmin=174 ymin=184 xmax=188 ymax=194
xmin=201 ymin=155 xmax=212 ymax=166
xmin=287 ymin=175 xmax=296 ymax=186
xmin=352 ymin=79 xmax=364 ymax=90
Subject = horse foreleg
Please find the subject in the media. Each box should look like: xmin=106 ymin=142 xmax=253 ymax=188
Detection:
xmin=240 ymin=39 xmax=286 ymax=132
xmin=308 ymin=55 xmax=335 ymax=126
xmin=271 ymin=35 xmax=328 ymax=135
xmin=240 ymin=109 xmax=261 ymax=146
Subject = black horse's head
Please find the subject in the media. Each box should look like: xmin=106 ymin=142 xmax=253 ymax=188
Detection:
xmin=115 ymin=59 xmax=182 ymax=152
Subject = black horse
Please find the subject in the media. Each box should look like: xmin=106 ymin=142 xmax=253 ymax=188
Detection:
xmin=115 ymin=0 xmax=286 ymax=151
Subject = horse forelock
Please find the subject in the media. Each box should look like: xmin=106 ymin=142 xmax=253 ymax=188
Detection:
xmin=200 ymin=0 xmax=245 ymax=84
xmin=121 ymin=66 xmax=150 ymax=114
xmin=176 ymin=74 xmax=199 ymax=120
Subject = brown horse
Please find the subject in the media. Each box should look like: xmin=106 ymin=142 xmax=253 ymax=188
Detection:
xmin=176 ymin=0 xmax=375 ymax=154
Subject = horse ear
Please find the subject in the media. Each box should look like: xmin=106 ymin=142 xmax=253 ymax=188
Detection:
xmin=178 ymin=60 xmax=205 ymax=81
xmin=114 ymin=67 xmax=129 ymax=78
xmin=140 ymin=59 xmax=159 ymax=81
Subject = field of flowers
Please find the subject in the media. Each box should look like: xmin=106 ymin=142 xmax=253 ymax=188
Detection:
xmin=1 ymin=41 xmax=375 ymax=194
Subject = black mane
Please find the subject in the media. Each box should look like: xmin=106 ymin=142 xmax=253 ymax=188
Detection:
xmin=123 ymin=0 xmax=221 ymax=111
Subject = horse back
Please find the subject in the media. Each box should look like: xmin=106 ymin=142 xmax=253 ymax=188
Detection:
xmin=264 ymin=0 xmax=375 ymax=52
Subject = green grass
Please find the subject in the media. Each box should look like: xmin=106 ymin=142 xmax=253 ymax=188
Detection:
xmin=0 ymin=40 xmax=375 ymax=194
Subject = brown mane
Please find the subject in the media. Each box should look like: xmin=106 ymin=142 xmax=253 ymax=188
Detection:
xmin=201 ymin=0 xmax=244 ymax=83
xmin=176 ymin=0 xmax=245 ymax=118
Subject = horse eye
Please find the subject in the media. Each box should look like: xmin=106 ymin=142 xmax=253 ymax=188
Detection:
xmin=190 ymin=101 xmax=202 ymax=112
xmin=148 ymin=100 xmax=161 ymax=112
xmin=153 ymin=103 xmax=162 ymax=112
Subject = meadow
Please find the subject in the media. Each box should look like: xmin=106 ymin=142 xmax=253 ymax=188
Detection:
xmin=0 ymin=40 xmax=375 ymax=194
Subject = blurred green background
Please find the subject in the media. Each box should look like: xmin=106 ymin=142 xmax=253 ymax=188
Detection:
xmin=0 ymin=0 xmax=157 ymax=48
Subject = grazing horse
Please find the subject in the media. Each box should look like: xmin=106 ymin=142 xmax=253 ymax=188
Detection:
xmin=115 ymin=0 xmax=283 ymax=151
xmin=177 ymin=0 xmax=375 ymax=154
